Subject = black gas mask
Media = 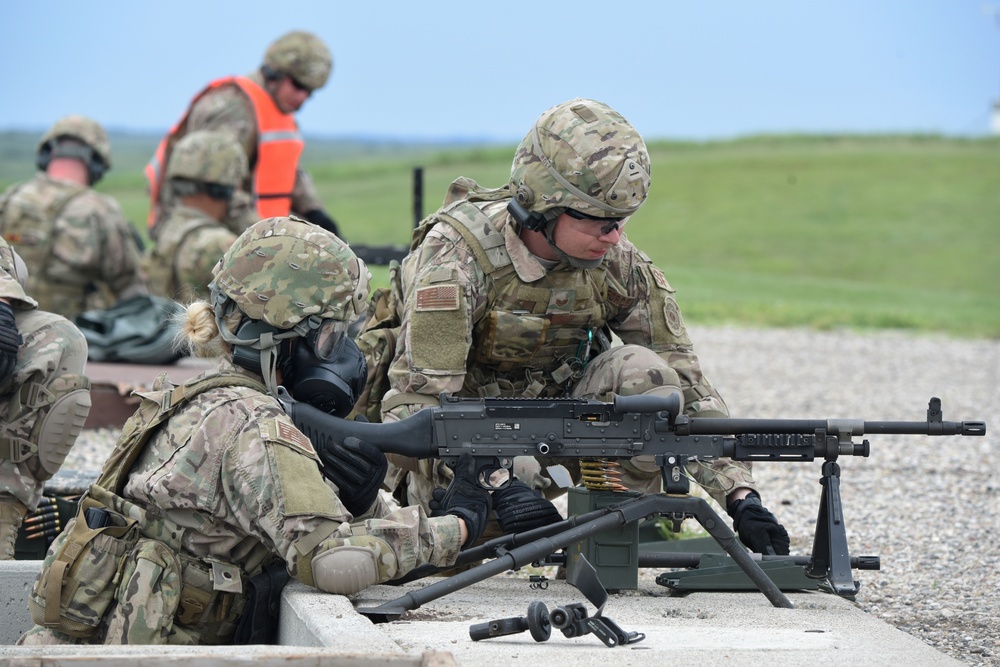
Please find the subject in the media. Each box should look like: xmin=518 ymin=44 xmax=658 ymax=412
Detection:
xmin=284 ymin=319 xmax=367 ymax=417
xmin=231 ymin=317 xmax=367 ymax=417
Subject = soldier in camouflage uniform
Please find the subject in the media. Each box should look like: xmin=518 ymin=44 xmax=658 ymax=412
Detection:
xmin=147 ymin=31 xmax=341 ymax=238
xmin=19 ymin=217 xmax=490 ymax=645
xmin=144 ymin=130 xmax=249 ymax=303
xmin=0 ymin=237 xmax=91 ymax=559
xmin=0 ymin=115 xmax=148 ymax=321
xmin=381 ymin=99 xmax=789 ymax=555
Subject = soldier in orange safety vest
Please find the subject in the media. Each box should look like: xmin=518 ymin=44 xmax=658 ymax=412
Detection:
xmin=146 ymin=31 xmax=341 ymax=240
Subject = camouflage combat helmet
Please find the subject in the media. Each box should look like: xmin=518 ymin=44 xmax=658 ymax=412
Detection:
xmin=509 ymin=98 xmax=651 ymax=222
xmin=166 ymin=130 xmax=248 ymax=187
xmin=212 ymin=216 xmax=369 ymax=329
xmin=36 ymin=115 xmax=112 ymax=183
xmin=210 ymin=216 xmax=369 ymax=395
xmin=263 ymin=30 xmax=332 ymax=91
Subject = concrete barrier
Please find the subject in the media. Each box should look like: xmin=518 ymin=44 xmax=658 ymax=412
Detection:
xmin=0 ymin=560 xmax=455 ymax=664
xmin=0 ymin=559 xmax=38 ymax=645
xmin=0 ymin=563 xmax=382 ymax=648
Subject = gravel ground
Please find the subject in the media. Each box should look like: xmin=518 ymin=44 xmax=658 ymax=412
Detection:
xmin=65 ymin=326 xmax=999 ymax=665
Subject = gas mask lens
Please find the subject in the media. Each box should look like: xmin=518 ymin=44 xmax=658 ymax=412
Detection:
xmin=312 ymin=318 xmax=346 ymax=361
xmin=290 ymin=318 xmax=367 ymax=417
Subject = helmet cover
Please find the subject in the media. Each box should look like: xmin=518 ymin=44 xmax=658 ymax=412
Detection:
xmin=509 ymin=98 xmax=650 ymax=220
xmin=211 ymin=216 xmax=369 ymax=330
xmin=166 ymin=130 xmax=248 ymax=187
xmin=263 ymin=30 xmax=332 ymax=91
xmin=38 ymin=115 xmax=111 ymax=169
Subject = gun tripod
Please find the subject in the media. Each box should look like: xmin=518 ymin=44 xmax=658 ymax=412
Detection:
xmin=357 ymin=459 xmax=879 ymax=622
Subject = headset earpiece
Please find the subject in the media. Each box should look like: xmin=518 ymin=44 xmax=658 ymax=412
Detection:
xmin=507 ymin=182 xmax=548 ymax=231
xmin=36 ymin=140 xmax=107 ymax=185
xmin=86 ymin=157 xmax=107 ymax=186
xmin=35 ymin=144 xmax=53 ymax=173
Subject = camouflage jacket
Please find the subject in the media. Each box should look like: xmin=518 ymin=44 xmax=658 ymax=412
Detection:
xmin=0 ymin=174 xmax=146 ymax=319
xmin=144 ymin=205 xmax=236 ymax=303
xmin=121 ymin=360 xmax=461 ymax=589
xmin=384 ymin=192 xmax=728 ymax=419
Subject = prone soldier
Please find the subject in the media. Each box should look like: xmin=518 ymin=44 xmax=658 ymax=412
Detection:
xmin=19 ymin=218 xmax=490 ymax=645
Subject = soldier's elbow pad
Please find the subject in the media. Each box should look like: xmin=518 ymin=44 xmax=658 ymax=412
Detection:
xmin=311 ymin=546 xmax=379 ymax=595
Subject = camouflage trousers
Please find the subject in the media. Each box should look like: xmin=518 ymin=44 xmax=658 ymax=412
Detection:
xmin=0 ymin=310 xmax=90 ymax=559
xmin=395 ymin=345 xmax=757 ymax=512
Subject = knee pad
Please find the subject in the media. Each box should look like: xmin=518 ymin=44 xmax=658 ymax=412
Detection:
xmin=311 ymin=545 xmax=379 ymax=595
xmin=36 ymin=382 xmax=92 ymax=477
xmin=4 ymin=374 xmax=92 ymax=478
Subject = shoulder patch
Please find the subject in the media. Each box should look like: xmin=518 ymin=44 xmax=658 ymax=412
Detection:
xmin=260 ymin=417 xmax=319 ymax=461
xmin=415 ymin=284 xmax=460 ymax=311
xmin=425 ymin=267 xmax=456 ymax=284
xmin=664 ymin=297 xmax=686 ymax=336
xmin=649 ymin=267 xmax=674 ymax=293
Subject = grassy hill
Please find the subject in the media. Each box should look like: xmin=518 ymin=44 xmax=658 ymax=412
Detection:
xmin=1 ymin=132 xmax=997 ymax=338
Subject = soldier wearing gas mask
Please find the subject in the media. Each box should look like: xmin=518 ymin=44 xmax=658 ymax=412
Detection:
xmin=20 ymin=217 xmax=489 ymax=646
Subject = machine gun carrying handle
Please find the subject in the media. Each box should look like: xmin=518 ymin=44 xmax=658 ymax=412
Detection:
xmin=612 ymin=391 xmax=683 ymax=419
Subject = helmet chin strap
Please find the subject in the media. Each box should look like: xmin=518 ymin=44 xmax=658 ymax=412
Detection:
xmin=210 ymin=288 xmax=312 ymax=398
xmin=541 ymin=220 xmax=604 ymax=269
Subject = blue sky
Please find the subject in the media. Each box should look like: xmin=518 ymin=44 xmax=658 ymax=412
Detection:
xmin=2 ymin=1 xmax=998 ymax=142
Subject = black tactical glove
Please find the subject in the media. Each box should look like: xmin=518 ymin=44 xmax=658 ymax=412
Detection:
xmin=0 ymin=301 xmax=22 ymax=382
xmin=491 ymin=479 xmax=563 ymax=535
xmin=301 ymin=209 xmax=342 ymax=238
xmin=727 ymin=491 xmax=791 ymax=555
xmin=317 ymin=436 xmax=387 ymax=517
xmin=429 ymin=453 xmax=492 ymax=548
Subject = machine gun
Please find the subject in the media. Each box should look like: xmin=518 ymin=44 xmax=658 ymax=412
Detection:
xmin=279 ymin=390 xmax=985 ymax=620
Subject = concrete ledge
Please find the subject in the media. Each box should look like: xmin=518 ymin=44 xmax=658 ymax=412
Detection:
xmin=278 ymin=581 xmax=403 ymax=652
xmin=0 ymin=559 xmax=40 ymax=645
xmin=0 ymin=558 xmax=962 ymax=666
xmin=0 ymin=645 xmax=456 ymax=665
xmin=0 ymin=561 xmax=442 ymax=663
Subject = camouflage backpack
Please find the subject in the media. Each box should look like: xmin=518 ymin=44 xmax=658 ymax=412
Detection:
xmin=351 ymin=177 xmax=514 ymax=422
xmin=28 ymin=370 xmax=266 ymax=641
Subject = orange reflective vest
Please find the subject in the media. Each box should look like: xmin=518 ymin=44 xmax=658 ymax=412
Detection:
xmin=145 ymin=76 xmax=304 ymax=228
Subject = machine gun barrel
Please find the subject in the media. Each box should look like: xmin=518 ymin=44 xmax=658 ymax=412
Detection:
xmin=681 ymin=417 xmax=984 ymax=437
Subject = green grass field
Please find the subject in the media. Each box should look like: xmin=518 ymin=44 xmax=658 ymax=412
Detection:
xmin=3 ymin=133 xmax=998 ymax=338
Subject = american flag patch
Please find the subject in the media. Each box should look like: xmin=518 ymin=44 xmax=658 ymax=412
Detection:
xmin=415 ymin=285 xmax=460 ymax=311
xmin=275 ymin=419 xmax=314 ymax=453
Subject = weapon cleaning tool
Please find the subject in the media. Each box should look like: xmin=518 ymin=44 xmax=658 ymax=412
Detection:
xmin=469 ymin=599 xmax=644 ymax=647
xmin=469 ymin=600 xmax=551 ymax=643
xmin=469 ymin=555 xmax=646 ymax=647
